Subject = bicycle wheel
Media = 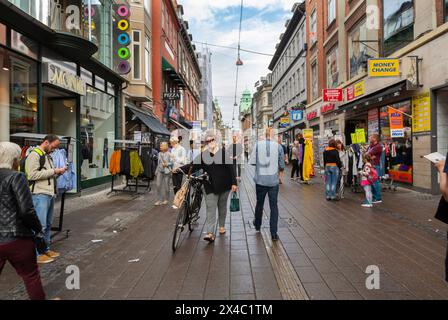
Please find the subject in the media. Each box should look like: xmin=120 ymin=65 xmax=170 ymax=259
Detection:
xmin=172 ymin=204 xmax=187 ymax=252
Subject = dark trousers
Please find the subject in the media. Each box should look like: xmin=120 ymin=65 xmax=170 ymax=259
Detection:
xmin=233 ymin=163 xmax=241 ymax=178
xmin=298 ymin=162 xmax=304 ymax=181
xmin=446 ymin=231 xmax=448 ymax=282
xmin=172 ymin=172 xmax=184 ymax=194
xmin=291 ymin=159 xmax=299 ymax=178
xmin=254 ymin=184 xmax=279 ymax=236
xmin=0 ymin=238 xmax=46 ymax=300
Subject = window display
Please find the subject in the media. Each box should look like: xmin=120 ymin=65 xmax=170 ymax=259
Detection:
xmin=348 ymin=20 xmax=376 ymax=79
xmin=383 ymin=0 xmax=414 ymax=56
xmin=326 ymin=46 xmax=339 ymax=89
xmin=80 ymin=85 xmax=115 ymax=181
xmin=380 ymin=101 xmax=413 ymax=184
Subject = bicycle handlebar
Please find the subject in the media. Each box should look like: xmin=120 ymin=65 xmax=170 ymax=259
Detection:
xmin=176 ymin=167 xmax=208 ymax=181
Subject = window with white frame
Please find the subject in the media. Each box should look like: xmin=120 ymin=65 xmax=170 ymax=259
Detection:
xmin=133 ymin=30 xmax=141 ymax=80
xmin=311 ymin=62 xmax=318 ymax=100
xmin=310 ymin=9 xmax=317 ymax=45
xmin=145 ymin=36 xmax=150 ymax=84
xmin=328 ymin=0 xmax=336 ymax=25
xmin=144 ymin=0 xmax=150 ymax=15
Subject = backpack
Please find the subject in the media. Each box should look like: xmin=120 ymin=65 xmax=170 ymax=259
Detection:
xmin=368 ymin=165 xmax=379 ymax=183
xmin=19 ymin=148 xmax=47 ymax=192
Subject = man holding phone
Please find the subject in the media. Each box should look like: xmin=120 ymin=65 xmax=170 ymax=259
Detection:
xmin=25 ymin=135 xmax=66 ymax=264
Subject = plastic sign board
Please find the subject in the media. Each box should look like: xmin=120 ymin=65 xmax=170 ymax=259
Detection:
xmin=355 ymin=128 xmax=366 ymax=144
xmin=323 ymin=89 xmax=343 ymax=102
xmin=412 ymin=92 xmax=431 ymax=132
xmin=368 ymin=59 xmax=400 ymax=77
xmin=303 ymin=129 xmax=313 ymax=139
xmin=388 ymin=107 xmax=404 ymax=138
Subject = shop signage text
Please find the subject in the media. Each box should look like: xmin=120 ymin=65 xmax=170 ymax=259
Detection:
xmin=323 ymin=89 xmax=343 ymax=102
xmin=412 ymin=92 xmax=431 ymax=133
xmin=388 ymin=107 xmax=404 ymax=138
xmin=44 ymin=63 xmax=86 ymax=95
xmin=163 ymin=92 xmax=181 ymax=100
xmin=320 ymin=104 xmax=335 ymax=114
xmin=347 ymin=81 xmax=365 ymax=101
xmin=368 ymin=59 xmax=400 ymax=77
xmin=306 ymin=110 xmax=319 ymax=121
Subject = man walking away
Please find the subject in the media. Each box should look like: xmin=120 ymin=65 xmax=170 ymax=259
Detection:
xmin=25 ymin=135 xmax=66 ymax=264
xmin=250 ymin=128 xmax=286 ymax=241
xmin=290 ymin=141 xmax=300 ymax=180
xmin=367 ymin=134 xmax=383 ymax=204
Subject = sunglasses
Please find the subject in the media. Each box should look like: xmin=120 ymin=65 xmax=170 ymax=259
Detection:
xmin=205 ymin=139 xmax=215 ymax=144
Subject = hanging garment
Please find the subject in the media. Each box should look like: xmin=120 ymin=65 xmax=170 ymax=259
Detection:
xmin=120 ymin=149 xmax=131 ymax=176
xmin=109 ymin=150 xmax=122 ymax=176
xmin=302 ymin=139 xmax=313 ymax=182
xmin=140 ymin=147 xmax=154 ymax=179
xmin=129 ymin=150 xmax=144 ymax=178
xmin=51 ymin=148 xmax=76 ymax=192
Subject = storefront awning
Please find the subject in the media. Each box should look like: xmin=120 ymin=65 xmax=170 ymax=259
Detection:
xmin=338 ymin=80 xmax=408 ymax=113
xmin=169 ymin=118 xmax=189 ymax=131
xmin=126 ymin=105 xmax=170 ymax=136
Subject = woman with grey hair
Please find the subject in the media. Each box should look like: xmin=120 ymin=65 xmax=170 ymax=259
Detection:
xmin=0 ymin=142 xmax=47 ymax=300
xmin=177 ymin=131 xmax=238 ymax=242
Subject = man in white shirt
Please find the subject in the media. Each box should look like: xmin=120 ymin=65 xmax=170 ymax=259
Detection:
xmin=170 ymin=136 xmax=187 ymax=194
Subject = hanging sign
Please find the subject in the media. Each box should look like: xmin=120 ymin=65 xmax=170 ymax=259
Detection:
xmin=351 ymin=133 xmax=357 ymax=144
xmin=368 ymin=59 xmax=400 ymax=77
xmin=323 ymin=89 xmax=343 ymax=102
xmin=280 ymin=116 xmax=291 ymax=128
xmin=412 ymin=92 xmax=431 ymax=132
xmin=291 ymin=110 xmax=303 ymax=121
xmin=368 ymin=108 xmax=379 ymax=137
xmin=388 ymin=107 xmax=404 ymax=138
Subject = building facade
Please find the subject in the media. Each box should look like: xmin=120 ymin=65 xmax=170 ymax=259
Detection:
xmin=1 ymin=0 xmax=127 ymax=190
xmin=269 ymin=2 xmax=307 ymax=145
xmin=304 ymin=0 xmax=448 ymax=193
xmin=197 ymin=48 xmax=213 ymax=129
xmin=252 ymin=74 xmax=273 ymax=137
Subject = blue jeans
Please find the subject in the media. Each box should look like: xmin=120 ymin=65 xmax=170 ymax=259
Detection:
xmin=254 ymin=185 xmax=279 ymax=236
xmin=372 ymin=165 xmax=382 ymax=201
xmin=32 ymin=194 xmax=55 ymax=253
xmin=325 ymin=166 xmax=339 ymax=199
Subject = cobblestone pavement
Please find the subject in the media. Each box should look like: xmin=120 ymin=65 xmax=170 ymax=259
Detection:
xmin=1 ymin=167 xmax=447 ymax=300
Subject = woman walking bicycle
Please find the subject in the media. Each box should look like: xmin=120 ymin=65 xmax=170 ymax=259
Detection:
xmin=176 ymin=131 xmax=237 ymax=242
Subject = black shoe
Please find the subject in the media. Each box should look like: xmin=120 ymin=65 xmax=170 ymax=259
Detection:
xmin=326 ymin=198 xmax=331 ymax=201
xmin=271 ymin=234 xmax=279 ymax=241
xmin=253 ymin=220 xmax=260 ymax=232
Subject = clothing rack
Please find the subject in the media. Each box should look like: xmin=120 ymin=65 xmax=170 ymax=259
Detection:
xmin=10 ymin=133 xmax=73 ymax=239
xmin=108 ymin=140 xmax=151 ymax=195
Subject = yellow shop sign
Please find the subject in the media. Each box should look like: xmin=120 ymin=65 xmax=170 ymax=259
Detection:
xmin=368 ymin=59 xmax=400 ymax=77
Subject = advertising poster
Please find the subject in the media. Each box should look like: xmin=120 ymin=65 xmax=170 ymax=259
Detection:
xmin=355 ymin=128 xmax=366 ymax=144
xmin=368 ymin=109 xmax=379 ymax=137
xmin=303 ymin=129 xmax=314 ymax=139
xmin=412 ymin=92 xmax=431 ymax=132
xmin=388 ymin=107 xmax=404 ymax=138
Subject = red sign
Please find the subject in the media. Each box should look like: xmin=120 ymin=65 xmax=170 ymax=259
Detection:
xmin=346 ymin=86 xmax=355 ymax=101
xmin=306 ymin=110 xmax=318 ymax=121
xmin=323 ymin=89 xmax=343 ymax=102
xmin=321 ymin=103 xmax=335 ymax=114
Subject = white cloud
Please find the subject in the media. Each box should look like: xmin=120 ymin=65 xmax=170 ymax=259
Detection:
xmin=178 ymin=0 xmax=298 ymax=128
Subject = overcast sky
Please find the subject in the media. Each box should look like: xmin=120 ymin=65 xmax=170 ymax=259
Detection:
xmin=178 ymin=0 xmax=298 ymax=128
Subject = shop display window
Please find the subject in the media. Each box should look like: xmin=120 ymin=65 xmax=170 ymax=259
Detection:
xmin=383 ymin=0 xmax=414 ymax=56
xmin=80 ymin=86 xmax=116 ymax=181
xmin=380 ymin=101 xmax=413 ymax=184
xmin=1 ymin=48 xmax=38 ymax=137
xmin=11 ymin=29 xmax=38 ymax=60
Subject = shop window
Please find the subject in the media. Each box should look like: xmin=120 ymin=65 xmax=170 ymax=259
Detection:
xmin=1 ymin=48 xmax=38 ymax=138
xmin=145 ymin=36 xmax=151 ymax=84
xmin=95 ymin=75 xmax=105 ymax=92
xmin=379 ymin=101 xmax=413 ymax=184
xmin=107 ymin=82 xmax=115 ymax=96
xmin=445 ymin=0 xmax=448 ymax=22
xmin=0 ymin=23 xmax=6 ymax=45
xmin=310 ymin=9 xmax=317 ymax=45
xmin=89 ymin=0 xmax=113 ymax=68
xmin=10 ymin=29 xmax=38 ymax=60
xmin=80 ymin=86 xmax=115 ymax=181
xmin=311 ymin=62 xmax=318 ymax=100
xmin=383 ymin=0 xmax=414 ymax=56
xmin=348 ymin=19 xmax=376 ymax=79
xmin=132 ymin=30 xmax=141 ymax=80
xmin=326 ymin=46 xmax=339 ymax=89
xmin=80 ymin=67 xmax=93 ymax=86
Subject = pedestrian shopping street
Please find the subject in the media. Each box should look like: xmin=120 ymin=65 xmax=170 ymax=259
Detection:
xmin=1 ymin=166 xmax=447 ymax=300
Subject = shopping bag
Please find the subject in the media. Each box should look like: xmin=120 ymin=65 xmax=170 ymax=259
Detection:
xmin=172 ymin=181 xmax=188 ymax=209
xmin=230 ymin=192 xmax=240 ymax=212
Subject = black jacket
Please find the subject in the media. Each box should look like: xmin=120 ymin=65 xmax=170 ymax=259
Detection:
xmin=323 ymin=147 xmax=342 ymax=168
xmin=181 ymin=148 xmax=237 ymax=195
xmin=0 ymin=169 xmax=42 ymax=239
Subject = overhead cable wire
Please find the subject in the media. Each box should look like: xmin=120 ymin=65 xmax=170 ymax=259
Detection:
xmin=232 ymin=0 xmax=244 ymax=129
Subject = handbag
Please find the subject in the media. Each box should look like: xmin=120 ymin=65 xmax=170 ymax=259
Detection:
xmin=172 ymin=180 xmax=188 ymax=209
xmin=435 ymin=196 xmax=448 ymax=224
xmin=230 ymin=192 xmax=240 ymax=212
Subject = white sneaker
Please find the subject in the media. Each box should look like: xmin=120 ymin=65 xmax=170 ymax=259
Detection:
xmin=361 ymin=203 xmax=373 ymax=208
xmin=162 ymin=200 xmax=169 ymax=205
xmin=155 ymin=201 xmax=162 ymax=206
xmin=372 ymin=200 xmax=383 ymax=204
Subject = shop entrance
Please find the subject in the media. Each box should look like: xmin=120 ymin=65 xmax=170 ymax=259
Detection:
xmin=345 ymin=117 xmax=367 ymax=145
xmin=42 ymin=85 xmax=77 ymax=137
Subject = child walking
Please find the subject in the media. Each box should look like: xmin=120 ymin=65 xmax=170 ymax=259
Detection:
xmin=360 ymin=154 xmax=377 ymax=208
xmin=155 ymin=142 xmax=173 ymax=206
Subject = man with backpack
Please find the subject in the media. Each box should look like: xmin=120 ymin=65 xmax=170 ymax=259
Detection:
xmin=24 ymin=135 xmax=66 ymax=264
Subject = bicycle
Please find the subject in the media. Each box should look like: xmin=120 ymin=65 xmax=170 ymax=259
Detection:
xmin=172 ymin=169 xmax=208 ymax=252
